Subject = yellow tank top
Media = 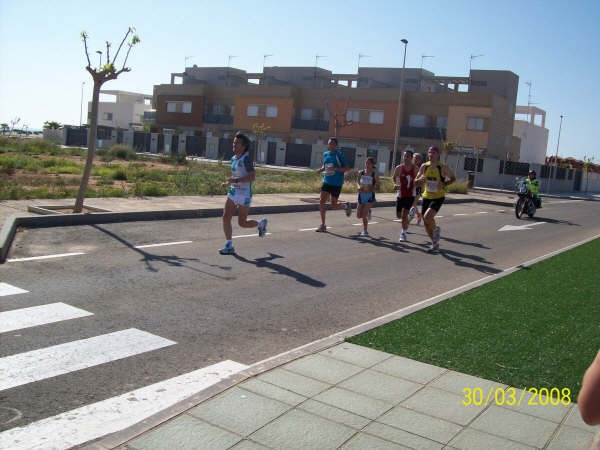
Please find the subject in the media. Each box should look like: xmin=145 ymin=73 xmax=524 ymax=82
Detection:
xmin=422 ymin=161 xmax=445 ymax=199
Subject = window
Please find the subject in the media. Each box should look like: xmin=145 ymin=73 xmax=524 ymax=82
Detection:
xmin=467 ymin=117 xmax=485 ymax=131
xmin=346 ymin=109 xmax=360 ymax=122
xmin=368 ymin=111 xmax=384 ymax=124
xmin=294 ymin=138 xmax=303 ymax=144
xmin=167 ymin=101 xmax=192 ymax=113
xmin=183 ymin=102 xmax=192 ymax=113
xmin=167 ymin=102 xmax=177 ymax=113
xmin=436 ymin=116 xmax=448 ymax=129
xmin=409 ymin=114 xmax=426 ymax=128
xmin=323 ymin=110 xmax=330 ymax=121
xmin=505 ymin=136 xmax=510 ymax=146
xmin=300 ymin=108 xmax=313 ymax=120
xmin=266 ymin=105 xmax=278 ymax=118
xmin=212 ymin=104 xmax=223 ymax=114
xmin=102 ymin=112 xmax=113 ymax=121
xmin=247 ymin=105 xmax=259 ymax=117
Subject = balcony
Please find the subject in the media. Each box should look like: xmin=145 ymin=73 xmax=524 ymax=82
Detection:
xmin=204 ymin=113 xmax=233 ymax=124
xmin=401 ymin=126 xmax=446 ymax=140
xmin=292 ymin=118 xmax=329 ymax=131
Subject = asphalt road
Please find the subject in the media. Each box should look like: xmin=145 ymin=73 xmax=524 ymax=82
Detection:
xmin=1 ymin=198 xmax=599 ymax=433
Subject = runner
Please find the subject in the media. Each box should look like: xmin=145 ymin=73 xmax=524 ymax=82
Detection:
xmin=415 ymin=146 xmax=456 ymax=252
xmin=392 ymin=150 xmax=416 ymax=242
xmin=219 ymin=132 xmax=268 ymax=255
xmin=356 ymin=157 xmax=379 ymax=236
xmin=315 ymin=137 xmax=352 ymax=232
xmin=410 ymin=152 xmax=424 ymax=225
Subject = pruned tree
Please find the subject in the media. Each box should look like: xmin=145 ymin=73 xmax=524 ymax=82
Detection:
xmin=74 ymin=27 xmax=140 ymax=213
xmin=10 ymin=117 xmax=20 ymax=134
xmin=44 ymin=121 xmax=62 ymax=129
xmin=251 ymin=122 xmax=270 ymax=163
xmin=583 ymin=155 xmax=595 ymax=194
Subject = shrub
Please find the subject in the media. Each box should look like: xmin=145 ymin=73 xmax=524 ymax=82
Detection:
xmin=141 ymin=183 xmax=167 ymax=196
xmin=446 ymin=179 xmax=470 ymax=194
xmin=109 ymin=145 xmax=138 ymax=161
xmin=112 ymin=167 xmax=128 ymax=181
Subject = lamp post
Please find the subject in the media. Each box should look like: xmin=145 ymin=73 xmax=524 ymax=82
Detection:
xmin=391 ymin=38 xmax=408 ymax=173
xmin=468 ymin=54 xmax=483 ymax=90
xmin=96 ymin=50 xmax=102 ymax=69
xmin=547 ymin=115 xmax=564 ymax=194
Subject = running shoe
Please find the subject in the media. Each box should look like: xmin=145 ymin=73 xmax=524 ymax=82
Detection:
xmin=258 ymin=218 xmax=268 ymax=237
xmin=219 ymin=245 xmax=235 ymax=255
xmin=360 ymin=230 xmax=369 ymax=237
xmin=315 ymin=224 xmax=327 ymax=232
xmin=432 ymin=226 xmax=441 ymax=246
xmin=367 ymin=208 xmax=372 ymax=221
xmin=399 ymin=231 xmax=407 ymax=242
xmin=428 ymin=242 xmax=439 ymax=253
xmin=408 ymin=206 xmax=416 ymax=221
xmin=345 ymin=202 xmax=352 ymax=217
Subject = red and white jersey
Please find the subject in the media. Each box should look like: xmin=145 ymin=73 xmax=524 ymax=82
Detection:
xmin=398 ymin=164 xmax=417 ymax=198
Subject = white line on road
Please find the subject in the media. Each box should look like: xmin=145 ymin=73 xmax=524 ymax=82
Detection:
xmin=0 ymin=328 xmax=176 ymax=392
xmin=299 ymin=227 xmax=322 ymax=231
xmin=0 ymin=360 xmax=248 ymax=450
xmin=7 ymin=252 xmax=85 ymax=263
xmin=0 ymin=303 xmax=93 ymax=334
xmin=547 ymin=199 xmax=584 ymax=205
xmin=477 ymin=211 xmax=489 ymax=214
xmin=352 ymin=222 xmax=379 ymax=226
xmin=134 ymin=240 xmax=193 ymax=249
xmin=498 ymin=210 xmax=506 ymax=212
xmin=0 ymin=283 xmax=29 ymax=297
xmin=454 ymin=213 xmax=469 ymax=216
xmin=232 ymin=233 xmax=272 ymax=239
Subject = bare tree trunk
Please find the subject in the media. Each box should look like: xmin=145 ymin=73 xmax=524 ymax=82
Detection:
xmin=74 ymin=80 xmax=101 ymax=213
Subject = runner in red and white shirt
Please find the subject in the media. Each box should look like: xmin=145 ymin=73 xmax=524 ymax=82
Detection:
xmin=392 ymin=149 xmax=417 ymax=242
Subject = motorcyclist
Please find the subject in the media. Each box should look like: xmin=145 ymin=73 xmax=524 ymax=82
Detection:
xmin=525 ymin=169 xmax=542 ymax=208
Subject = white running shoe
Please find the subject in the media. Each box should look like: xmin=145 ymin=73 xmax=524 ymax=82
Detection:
xmin=360 ymin=230 xmax=369 ymax=237
xmin=258 ymin=218 xmax=268 ymax=237
xmin=399 ymin=231 xmax=407 ymax=242
xmin=416 ymin=216 xmax=422 ymax=226
xmin=345 ymin=202 xmax=352 ymax=217
xmin=432 ymin=226 xmax=441 ymax=246
xmin=315 ymin=224 xmax=327 ymax=232
xmin=409 ymin=207 xmax=416 ymax=221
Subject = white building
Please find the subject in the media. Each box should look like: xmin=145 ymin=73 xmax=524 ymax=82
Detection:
xmin=88 ymin=90 xmax=153 ymax=129
xmin=513 ymin=105 xmax=549 ymax=165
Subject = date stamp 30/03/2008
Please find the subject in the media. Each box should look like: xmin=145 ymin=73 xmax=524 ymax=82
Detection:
xmin=462 ymin=387 xmax=571 ymax=407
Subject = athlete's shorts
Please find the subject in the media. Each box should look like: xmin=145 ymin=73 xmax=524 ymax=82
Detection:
xmin=422 ymin=197 xmax=445 ymax=215
xmin=321 ymin=183 xmax=342 ymax=198
xmin=227 ymin=191 xmax=252 ymax=207
xmin=396 ymin=196 xmax=414 ymax=213
xmin=358 ymin=192 xmax=376 ymax=205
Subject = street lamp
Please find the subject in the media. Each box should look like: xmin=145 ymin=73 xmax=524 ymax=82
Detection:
xmin=547 ymin=115 xmax=564 ymax=194
xmin=468 ymin=54 xmax=483 ymax=90
xmin=96 ymin=50 xmax=102 ymax=69
xmin=79 ymin=81 xmax=85 ymax=128
xmin=391 ymin=38 xmax=408 ymax=173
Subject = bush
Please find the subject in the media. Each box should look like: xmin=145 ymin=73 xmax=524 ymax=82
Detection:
xmin=109 ymin=145 xmax=137 ymax=161
xmin=112 ymin=167 xmax=128 ymax=181
xmin=141 ymin=183 xmax=167 ymax=196
xmin=446 ymin=179 xmax=470 ymax=194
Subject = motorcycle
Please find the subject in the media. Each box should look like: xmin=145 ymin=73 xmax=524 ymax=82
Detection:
xmin=515 ymin=178 xmax=536 ymax=219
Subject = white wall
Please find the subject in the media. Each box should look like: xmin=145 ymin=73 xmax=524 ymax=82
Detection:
xmin=514 ymin=120 xmax=548 ymax=165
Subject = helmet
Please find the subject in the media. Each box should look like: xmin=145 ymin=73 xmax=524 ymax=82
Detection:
xmin=529 ymin=169 xmax=536 ymax=176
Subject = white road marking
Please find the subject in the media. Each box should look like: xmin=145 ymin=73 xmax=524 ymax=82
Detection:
xmin=498 ymin=222 xmax=546 ymax=232
xmin=232 ymin=232 xmax=272 ymax=239
xmin=0 ymin=360 xmax=249 ymax=450
xmin=477 ymin=211 xmax=489 ymax=214
xmin=7 ymin=252 xmax=84 ymax=263
xmin=436 ymin=216 xmax=445 ymax=218
xmin=454 ymin=213 xmax=469 ymax=216
xmin=0 ymin=328 xmax=176 ymax=392
xmin=0 ymin=303 xmax=93 ymax=334
xmin=299 ymin=227 xmax=321 ymax=231
xmin=547 ymin=199 xmax=583 ymax=205
xmin=134 ymin=241 xmax=192 ymax=249
xmin=352 ymin=222 xmax=379 ymax=226
xmin=0 ymin=283 xmax=29 ymax=297
xmin=498 ymin=210 xmax=506 ymax=212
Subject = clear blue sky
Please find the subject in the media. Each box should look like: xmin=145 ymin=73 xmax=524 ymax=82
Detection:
xmin=1 ymin=0 xmax=598 ymax=161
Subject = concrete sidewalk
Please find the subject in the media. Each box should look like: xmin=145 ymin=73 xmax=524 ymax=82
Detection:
xmin=111 ymin=343 xmax=595 ymax=450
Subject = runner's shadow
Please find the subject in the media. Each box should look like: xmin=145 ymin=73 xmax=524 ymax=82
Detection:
xmin=92 ymin=225 xmax=234 ymax=279
xmin=439 ymin=248 xmax=501 ymax=274
xmin=233 ymin=253 xmax=326 ymax=288
xmin=327 ymin=231 xmax=409 ymax=253
xmin=440 ymin=236 xmax=491 ymax=249
xmin=530 ymin=217 xmax=581 ymax=226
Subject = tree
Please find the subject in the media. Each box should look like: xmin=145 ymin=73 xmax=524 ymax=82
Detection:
xmin=251 ymin=122 xmax=270 ymax=163
xmin=74 ymin=27 xmax=140 ymax=213
xmin=9 ymin=117 xmax=20 ymax=134
xmin=43 ymin=121 xmax=62 ymax=129
xmin=583 ymin=156 xmax=595 ymax=194
xmin=0 ymin=124 xmax=8 ymax=135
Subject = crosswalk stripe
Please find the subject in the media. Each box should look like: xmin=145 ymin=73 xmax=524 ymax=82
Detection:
xmin=0 ymin=283 xmax=29 ymax=297
xmin=0 ymin=303 xmax=93 ymax=334
xmin=0 ymin=328 xmax=176 ymax=392
xmin=0 ymin=360 xmax=249 ymax=450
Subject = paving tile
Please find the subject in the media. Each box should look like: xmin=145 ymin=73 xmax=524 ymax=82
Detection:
xmin=371 ymin=355 xmax=446 ymax=384
xmin=229 ymin=440 xmax=270 ymax=450
xmin=297 ymin=399 xmax=371 ymax=429
xmin=498 ymin=387 xmax=572 ymax=423
xmin=320 ymin=342 xmax=391 ymax=368
xmin=283 ymin=354 xmax=364 ymax=385
xmin=188 ymin=387 xmax=290 ymax=436
xmin=363 ymin=422 xmax=443 ymax=450
xmin=401 ymin=386 xmax=485 ymax=426
xmin=470 ymin=405 xmax=558 ymax=448
xmin=563 ymin=404 xmax=599 ymax=432
xmin=340 ymin=432 xmax=410 ymax=449
xmin=249 ymin=408 xmax=356 ymax=450
xmin=313 ymin=387 xmax=393 ymax=419
xmin=428 ymin=370 xmax=506 ymax=396
xmin=128 ymin=414 xmax=241 ymax=450
xmin=238 ymin=378 xmax=307 ymax=406
xmin=448 ymin=428 xmax=535 ymax=449
xmin=377 ymin=405 xmax=462 ymax=444
xmin=546 ymin=425 xmax=595 ymax=450
xmin=257 ymin=367 xmax=330 ymax=398
xmin=338 ymin=369 xmax=421 ymax=404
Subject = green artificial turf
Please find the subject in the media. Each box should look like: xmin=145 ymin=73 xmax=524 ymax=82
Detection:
xmin=348 ymin=238 xmax=600 ymax=399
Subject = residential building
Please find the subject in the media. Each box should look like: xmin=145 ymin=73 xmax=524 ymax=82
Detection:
xmin=513 ymin=105 xmax=549 ymax=165
xmin=152 ymin=65 xmax=520 ymax=165
xmin=88 ymin=90 xmax=153 ymax=129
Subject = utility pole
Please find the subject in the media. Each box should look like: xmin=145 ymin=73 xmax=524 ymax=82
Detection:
xmin=391 ymin=39 xmax=408 ymax=173
xmin=547 ymin=115 xmax=564 ymax=194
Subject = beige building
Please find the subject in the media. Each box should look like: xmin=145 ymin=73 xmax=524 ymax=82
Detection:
xmin=152 ymin=65 xmax=520 ymax=164
xmin=88 ymin=90 xmax=153 ymax=129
